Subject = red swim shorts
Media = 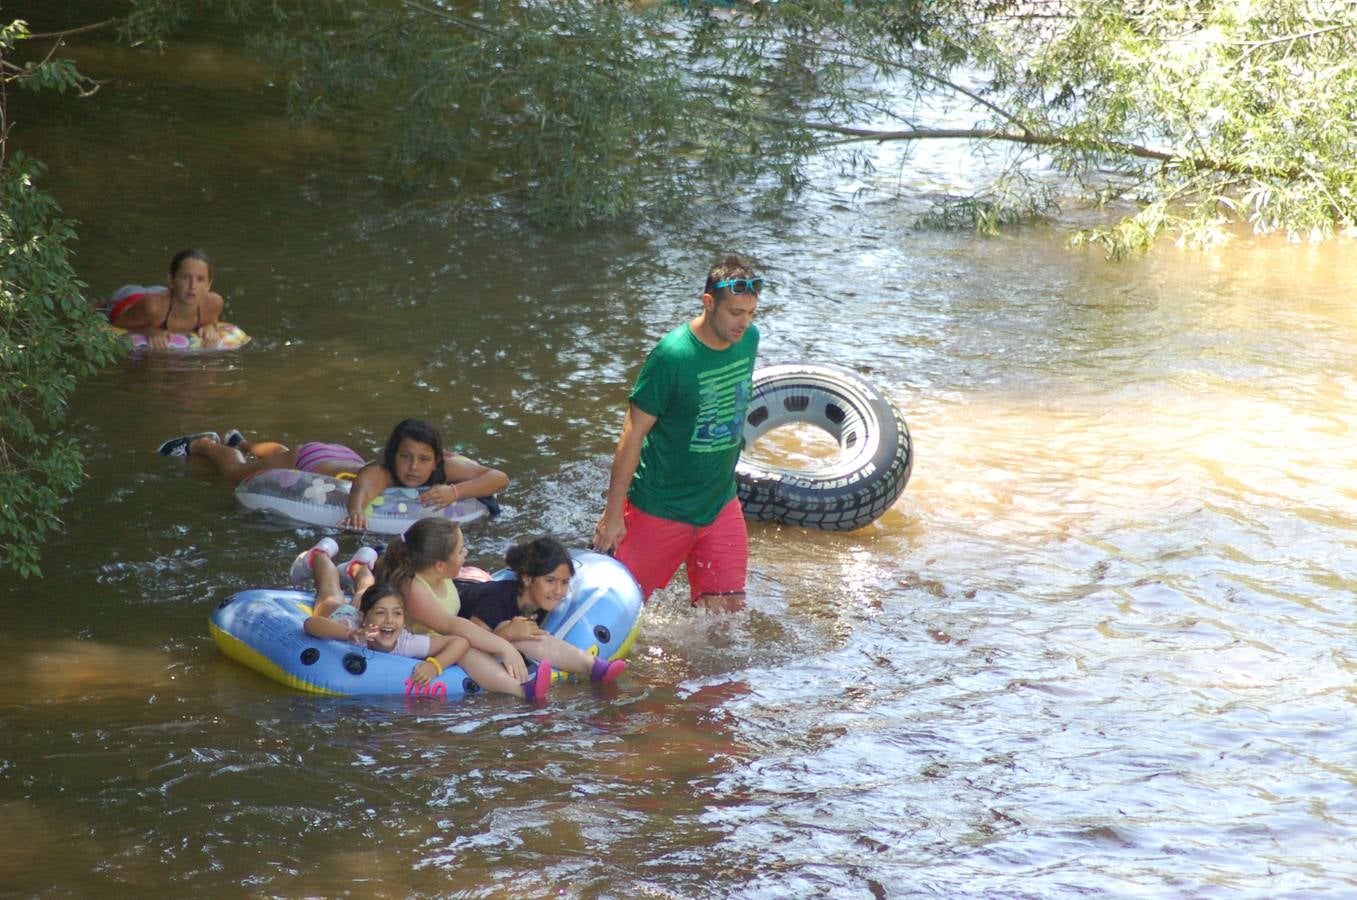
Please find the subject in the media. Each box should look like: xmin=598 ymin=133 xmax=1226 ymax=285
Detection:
xmin=616 ymin=496 xmax=748 ymax=603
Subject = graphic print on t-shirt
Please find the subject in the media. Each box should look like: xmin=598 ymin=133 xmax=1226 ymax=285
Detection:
xmin=690 ymin=357 xmax=752 ymax=453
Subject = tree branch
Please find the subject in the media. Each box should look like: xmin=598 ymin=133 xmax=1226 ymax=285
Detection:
xmin=19 ymin=20 xmax=117 ymax=41
xmin=775 ymin=35 xmax=1035 ymax=135
xmin=766 ymin=118 xmax=1302 ymax=182
xmin=1238 ymin=23 xmax=1354 ymax=50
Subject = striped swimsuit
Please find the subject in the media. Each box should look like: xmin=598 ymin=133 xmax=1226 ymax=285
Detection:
xmin=294 ymin=442 xmax=365 ymax=474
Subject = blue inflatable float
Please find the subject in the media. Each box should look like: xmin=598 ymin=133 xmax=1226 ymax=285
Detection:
xmin=209 ymin=550 xmax=643 ymax=699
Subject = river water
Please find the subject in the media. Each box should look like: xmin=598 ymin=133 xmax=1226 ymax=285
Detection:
xmin=4 ymin=13 xmax=1357 ymax=899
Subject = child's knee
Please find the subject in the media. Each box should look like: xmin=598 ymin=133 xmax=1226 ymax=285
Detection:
xmin=313 ymin=595 xmax=343 ymax=615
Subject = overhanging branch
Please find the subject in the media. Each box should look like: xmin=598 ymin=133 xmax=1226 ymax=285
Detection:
xmin=766 ymin=118 xmax=1302 ymax=182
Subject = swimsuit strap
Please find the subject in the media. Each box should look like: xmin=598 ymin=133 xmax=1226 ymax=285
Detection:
xmin=159 ymin=297 xmax=204 ymax=332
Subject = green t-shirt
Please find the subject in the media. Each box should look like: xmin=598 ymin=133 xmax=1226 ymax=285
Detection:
xmin=627 ymin=321 xmax=760 ymax=526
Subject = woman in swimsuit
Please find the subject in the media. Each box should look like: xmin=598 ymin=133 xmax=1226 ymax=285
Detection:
xmin=105 ymin=249 xmax=224 ymax=350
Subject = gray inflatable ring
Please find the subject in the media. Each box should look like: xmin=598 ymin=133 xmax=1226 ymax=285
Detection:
xmin=737 ymin=363 xmax=912 ymax=531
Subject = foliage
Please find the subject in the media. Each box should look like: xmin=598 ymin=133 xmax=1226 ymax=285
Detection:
xmin=236 ymin=0 xmax=1357 ymax=255
xmin=1 ymin=20 xmax=122 ymax=576
xmin=916 ymin=175 xmax=1061 ymax=237
xmin=1000 ymin=1 xmax=1357 ymax=256
xmin=239 ymin=0 xmax=944 ymax=227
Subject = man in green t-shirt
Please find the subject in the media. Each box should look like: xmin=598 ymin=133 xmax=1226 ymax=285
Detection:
xmin=592 ymin=255 xmax=761 ymax=612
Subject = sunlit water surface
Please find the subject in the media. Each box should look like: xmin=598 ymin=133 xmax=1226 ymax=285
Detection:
xmin=3 ymin=14 xmax=1357 ymax=898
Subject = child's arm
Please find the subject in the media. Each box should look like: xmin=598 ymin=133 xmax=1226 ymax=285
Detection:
xmin=304 ymin=612 xmax=360 ymax=643
xmin=467 ymin=592 xmax=543 ymax=645
xmin=196 ymin=293 xmax=225 ymax=345
xmin=409 ymin=634 xmax=471 ymax=686
xmin=200 ymin=292 xmax=224 ymax=326
xmin=402 ymin=582 xmax=529 ymax=681
xmin=468 ymin=613 xmax=537 ymax=640
xmin=441 ymin=615 xmax=530 ymax=682
xmin=110 ymin=292 xmax=174 ymax=350
xmin=439 ymin=454 xmax=510 ymax=501
xmin=493 ymin=617 xmax=547 ymax=642
xmin=339 ymin=463 xmax=393 ymax=529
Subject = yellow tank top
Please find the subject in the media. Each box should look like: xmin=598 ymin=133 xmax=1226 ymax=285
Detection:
xmin=412 ymin=572 xmax=460 ymax=636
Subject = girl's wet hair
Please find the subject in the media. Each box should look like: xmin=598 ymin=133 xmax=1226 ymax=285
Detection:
xmin=505 ymin=536 xmax=575 ymax=579
xmin=374 ymin=518 xmax=463 ymax=590
xmin=381 ymin=418 xmax=447 ymax=486
xmin=169 ymin=248 xmax=212 ymax=280
xmin=358 ymin=582 xmax=402 ymax=615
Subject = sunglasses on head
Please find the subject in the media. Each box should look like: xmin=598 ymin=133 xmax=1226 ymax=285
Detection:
xmin=711 ymin=277 xmax=764 ymax=295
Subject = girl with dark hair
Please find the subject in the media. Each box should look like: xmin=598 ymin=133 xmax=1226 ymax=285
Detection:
xmin=458 ymin=536 xmax=627 ymax=685
xmin=376 ymin=518 xmax=552 ymax=703
xmin=104 ymin=248 xmax=226 ymax=349
xmin=158 ymin=418 xmax=508 ymax=529
xmin=340 ymin=418 xmax=507 ymax=529
xmin=299 ymin=544 xmax=469 ymax=689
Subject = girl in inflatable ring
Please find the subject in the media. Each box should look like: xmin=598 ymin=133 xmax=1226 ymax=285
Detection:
xmin=158 ymin=417 xmax=508 ymax=529
xmin=104 ymin=248 xmax=225 ymax=350
xmin=299 ymin=539 xmax=472 ymax=691
xmin=375 ymin=520 xmax=554 ymax=703
xmin=456 ymin=536 xmax=627 ymax=686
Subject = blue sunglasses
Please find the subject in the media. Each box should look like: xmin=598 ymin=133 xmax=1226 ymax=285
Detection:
xmin=711 ymin=277 xmax=764 ymax=295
